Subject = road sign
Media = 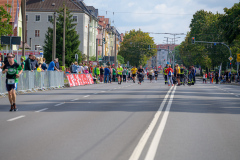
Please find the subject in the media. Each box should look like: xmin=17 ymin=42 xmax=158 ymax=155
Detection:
xmin=237 ymin=54 xmax=240 ymax=62
xmin=228 ymin=56 xmax=233 ymax=61
xmin=75 ymin=54 xmax=78 ymax=61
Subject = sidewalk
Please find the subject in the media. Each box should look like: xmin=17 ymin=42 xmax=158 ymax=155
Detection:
xmin=196 ymin=77 xmax=240 ymax=86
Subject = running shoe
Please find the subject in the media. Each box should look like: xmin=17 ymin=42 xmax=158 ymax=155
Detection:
xmin=13 ymin=104 xmax=18 ymax=111
xmin=9 ymin=105 xmax=14 ymax=112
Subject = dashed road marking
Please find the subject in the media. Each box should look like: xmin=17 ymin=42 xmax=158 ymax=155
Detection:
xmin=55 ymin=103 xmax=64 ymax=106
xmin=71 ymin=99 xmax=79 ymax=102
xmin=7 ymin=115 xmax=25 ymax=122
xmin=101 ymin=91 xmax=106 ymax=93
xmin=35 ymin=108 xmax=48 ymax=112
xmin=84 ymin=95 xmax=90 ymax=97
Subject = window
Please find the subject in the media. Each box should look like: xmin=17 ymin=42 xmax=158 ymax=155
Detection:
xmin=35 ymin=30 xmax=40 ymax=37
xmin=73 ymin=16 xmax=77 ymax=22
xmin=26 ymin=15 xmax=28 ymax=21
xmin=35 ymin=15 xmax=40 ymax=21
xmin=48 ymin=15 xmax=53 ymax=22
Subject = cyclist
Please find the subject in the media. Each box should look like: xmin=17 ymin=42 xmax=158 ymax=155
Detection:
xmin=2 ymin=54 xmax=23 ymax=111
xmin=163 ymin=64 xmax=168 ymax=84
xmin=138 ymin=65 xmax=144 ymax=85
xmin=131 ymin=66 xmax=138 ymax=83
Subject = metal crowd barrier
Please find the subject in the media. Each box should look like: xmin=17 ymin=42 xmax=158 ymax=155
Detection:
xmin=0 ymin=71 xmax=64 ymax=96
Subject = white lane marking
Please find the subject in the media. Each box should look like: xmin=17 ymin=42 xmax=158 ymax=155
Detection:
xmin=7 ymin=115 xmax=25 ymax=122
xmin=84 ymin=95 xmax=90 ymax=97
xmin=35 ymin=108 xmax=48 ymax=112
xmin=145 ymin=86 xmax=177 ymax=160
xmin=101 ymin=91 xmax=106 ymax=93
xmin=129 ymin=87 xmax=174 ymax=160
xmin=55 ymin=103 xmax=64 ymax=106
xmin=230 ymin=93 xmax=234 ymax=94
xmin=71 ymin=99 xmax=79 ymax=102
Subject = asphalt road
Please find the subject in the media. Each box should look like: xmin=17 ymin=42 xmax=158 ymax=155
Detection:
xmin=0 ymin=77 xmax=240 ymax=160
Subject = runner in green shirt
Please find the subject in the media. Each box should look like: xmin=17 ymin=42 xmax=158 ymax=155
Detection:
xmin=117 ymin=64 xmax=123 ymax=85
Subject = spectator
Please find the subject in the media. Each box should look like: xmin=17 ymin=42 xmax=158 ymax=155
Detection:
xmin=112 ymin=66 xmax=116 ymax=82
xmin=100 ymin=66 xmax=104 ymax=83
xmin=37 ymin=63 xmax=43 ymax=72
xmin=0 ymin=54 xmax=3 ymax=72
xmin=47 ymin=59 xmax=59 ymax=71
xmin=41 ymin=58 xmax=47 ymax=71
xmin=24 ymin=54 xmax=32 ymax=71
xmin=30 ymin=55 xmax=38 ymax=71
xmin=70 ymin=62 xmax=74 ymax=73
xmin=78 ymin=63 xmax=84 ymax=74
xmin=72 ymin=62 xmax=80 ymax=73
xmin=215 ymin=72 xmax=219 ymax=84
xmin=84 ymin=65 xmax=89 ymax=73
xmin=96 ymin=65 xmax=100 ymax=81
xmin=104 ymin=66 xmax=110 ymax=83
xmin=55 ymin=58 xmax=60 ymax=70
xmin=20 ymin=57 xmax=25 ymax=71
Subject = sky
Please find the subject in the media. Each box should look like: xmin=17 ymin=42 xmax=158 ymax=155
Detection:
xmin=85 ymin=0 xmax=238 ymax=45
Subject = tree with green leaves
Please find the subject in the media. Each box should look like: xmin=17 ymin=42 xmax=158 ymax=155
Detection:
xmin=43 ymin=7 xmax=81 ymax=67
xmin=220 ymin=3 xmax=240 ymax=44
xmin=118 ymin=29 xmax=157 ymax=67
xmin=0 ymin=4 xmax=13 ymax=49
xmin=117 ymin=55 xmax=124 ymax=64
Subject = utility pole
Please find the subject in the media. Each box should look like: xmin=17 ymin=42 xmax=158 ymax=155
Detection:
xmin=21 ymin=0 xmax=26 ymax=56
xmin=114 ymin=31 xmax=117 ymax=66
xmin=52 ymin=12 xmax=56 ymax=61
xmin=87 ymin=23 xmax=90 ymax=64
xmin=102 ymin=27 xmax=104 ymax=58
xmin=96 ymin=38 xmax=98 ymax=61
xmin=62 ymin=5 xmax=66 ymax=67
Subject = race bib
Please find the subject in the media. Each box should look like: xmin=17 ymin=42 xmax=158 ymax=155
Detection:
xmin=8 ymin=79 xmax=15 ymax=84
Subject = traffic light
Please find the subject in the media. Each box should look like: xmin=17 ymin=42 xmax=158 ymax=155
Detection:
xmin=191 ymin=37 xmax=195 ymax=44
xmin=230 ymin=62 xmax=232 ymax=67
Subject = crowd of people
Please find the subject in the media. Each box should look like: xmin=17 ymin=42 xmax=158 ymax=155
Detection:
xmin=203 ymin=70 xmax=240 ymax=84
xmin=163 ymin=64 xmax=195 ymax=86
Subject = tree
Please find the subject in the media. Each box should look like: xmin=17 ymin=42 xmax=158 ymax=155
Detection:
xmin=117 ymin=55 xmax=124 ymax=64
xmin=43 ymin=7 xmax=81 ymax=66
xmin=0 ymin=4 xmax=13 ymax=49
xmin=118 ymin=29 xmax=157 ymax=67
xmin=220 ymin=3 xmax=240 ymax=44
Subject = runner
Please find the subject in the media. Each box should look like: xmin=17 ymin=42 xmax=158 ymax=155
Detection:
xmin=137 ymin=65 xmax=144 ymax=85
xmin=176 ymin=64 xmax=181 ymax=86
xmin=127 ymin=68 xmax=131 ymax=83
xmin=154 ymin=68 xmax=158 ymax=82
xmin=180 ymin=64 xmax=184 ymax=85
xmin=163 ymin=64 xmax=168 ymax=84
xmin=131 ymin=66 xmax=138 ymax=83
xmin=165 ymin=65 xmax=174 ymax=86
xmin=149 ymin=68 xmax=154 ymax=83
xmin=2 ymin=54 xmax=23 ymax=111
xmin=117 ymin=64 xmax=123 ymax=85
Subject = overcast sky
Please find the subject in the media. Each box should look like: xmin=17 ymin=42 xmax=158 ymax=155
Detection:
xmin=85 ymin=0 xmax=238 ymax=44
